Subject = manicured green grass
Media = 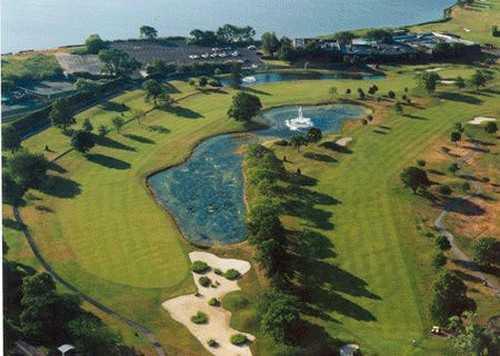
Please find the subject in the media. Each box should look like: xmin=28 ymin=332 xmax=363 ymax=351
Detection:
xmin=10 ymin=63 xmax=500 ymax=354
xmin=411 ymin=0 xmax=500 ymax=46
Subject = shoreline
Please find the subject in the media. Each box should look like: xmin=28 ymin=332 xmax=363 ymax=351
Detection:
xmin=3 ymin=1 xmax=459 ymax=55
xmin=146 ymin=100 xmax=370 ymax=248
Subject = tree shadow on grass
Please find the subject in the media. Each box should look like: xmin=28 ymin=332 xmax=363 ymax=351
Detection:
xmin=373 ymin=129 xmax=388 ymax=135
xmin=320 ymin=141 xmax=353 ymax=153
xmin=404 ymin=114 xmax=428 ymax=120
xmin=440 ymin=196 xmax=485 ymax=216
xmin=86 ymin=154 xmax=131 ymax=170
xmin=123 ymin=133 xmax=155 ymax=144
xmin=48 ymin=162 xmax=67 ymax=174
xmin=437 ymin=92 xmax=483 ymax=105
xmin=293 ymin=319 xmax=339 ymax=355
xmin=303 ymin=152 xmax=337 ymax=163
xmin=242 ymin=87 xmax=271 ymax=96
xmin=147 ymin=125 xmax=170 ymax=134
xmin=161 ymin=105 xmax=203 ymax=119
xmin=94 ymin=135 xmax=136 ymax=151
xmin=99 ymin=101 xmax=129 ymax=112
xmin=2 ymin=218 xmax=25 ymax=231
xmin=39 ymin=175 xmax=82 ymax=198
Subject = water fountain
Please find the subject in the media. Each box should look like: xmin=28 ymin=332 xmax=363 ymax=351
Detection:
xmin=285 ymin=106 xmax=313 ymax=131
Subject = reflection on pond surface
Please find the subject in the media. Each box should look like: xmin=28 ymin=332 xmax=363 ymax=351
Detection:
xmin=221 ymin=71 xmax=383 ymax=87
xmin=148 ymin=104 xmax=367 ymax=246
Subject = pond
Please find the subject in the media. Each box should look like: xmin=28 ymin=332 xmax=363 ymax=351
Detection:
xmin=221 ymin=71 xmax=383 ymax=87
xmin=148 ymin=104 xmax=367 ymax=246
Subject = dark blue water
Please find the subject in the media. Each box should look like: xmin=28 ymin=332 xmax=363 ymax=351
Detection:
xmin=148 ymin=104 xmax=366 ymax=245
xmin=221 ymin=71 xmax=383 ymax=87
xmin=2 ymin=1 xmax=455 ymax=53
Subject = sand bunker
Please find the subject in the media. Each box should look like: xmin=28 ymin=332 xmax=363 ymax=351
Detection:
xmin=468 ymin=117 xmax=497 ymax=125
xmin=162 ymin=252 xmax=254 ymax=356
xmin=425 ymin=67 xmax=443 ymax=72
xmin=336 ymin=137 xmax=353 ymax=147
xmin=439 ymin=80 xmax=457 ymax=85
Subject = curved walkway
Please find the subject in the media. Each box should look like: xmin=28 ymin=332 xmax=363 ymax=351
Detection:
xmin=13 ymin=206 xmax=167 ymax=356
xmin=433 ymin=139 xmax=500 ymax=297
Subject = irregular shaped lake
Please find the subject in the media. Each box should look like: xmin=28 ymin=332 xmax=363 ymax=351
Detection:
xmin=148 ymin=104 xmax=366 ymax=245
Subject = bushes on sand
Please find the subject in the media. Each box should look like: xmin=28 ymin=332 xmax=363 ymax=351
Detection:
xmin=224 ymin=269 xmax=241 ymax=280
xmin=208 ymin=298 xmax=220 ymax=307
xmin=198 ymin=276 xmax=211 ymax=287
xmin=191 ymin=311 xmax=209 ymax=324
xmin=230 ymin=333 xmax=248 ymax=346
xmin=192 ymin=261 xmax=210 ymax=274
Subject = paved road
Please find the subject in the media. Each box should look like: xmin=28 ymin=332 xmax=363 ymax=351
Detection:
xmin=13 ymin=207 xmax=167 ymax=356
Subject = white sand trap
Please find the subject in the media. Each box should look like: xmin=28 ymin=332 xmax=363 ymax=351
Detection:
xmin=162 ymin=252 xmax=254 ymax=356
xmin=336 ymin=137 xmax=352 ymax=147
xmin=425 ymin=67 xmax=443 ymax=72
xmin=468 ymin=117 xmax=497 ymax=125
xmin=340 ymin=344 xmax=360 ymax=356
xmin=439 ymin=80 xmax=456 ymax=85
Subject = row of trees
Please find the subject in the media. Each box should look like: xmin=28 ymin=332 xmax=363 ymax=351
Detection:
xmin=418 ymin=69 xmax=493 ymax=95
xmin=188 ymin=24 xmax=255 ymax=46
xmin=3 ymin=244 xmax=125 ymax=354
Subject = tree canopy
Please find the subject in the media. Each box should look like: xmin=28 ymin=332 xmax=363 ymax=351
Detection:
xmin=143 ymin=79 xmax=165 ymax=105
xmin=140 ymin=25 xmax=158 ymax=40
xmin=228 ymin=92 xmax=262 ymax=121
xmin=400 ymin=166 xmax=431 ymax=194
xmin=334 ymin=31 xmax=355 ymax=46
xmin=418 ymin=72 xmax=441 ymax=94
xmin=430 ymin=271 xmax=472 ymax=325
xmin=2 ymin=125 xmax=22 ymax=153
xmin=306 ymin=127 xmax=322 ymax=143
xmin=98 ymin=48 xmax=140 ymax=77
xmin=257 ymin=289 xmax=300 ymax=342
xmin=472 ymin=238 xmax=499 ymax=268
xmin=84 ymin=34 xmax=107 ymax=54
xmin=71 ymin=130 xmax=95 ymax=153
xmin=261 ymin=32 xmax=281 ymax=56
xmin=50 ymin=99 xmax=75 ymax=130
xmin=7 ymin=150 xmax=49 ymax=189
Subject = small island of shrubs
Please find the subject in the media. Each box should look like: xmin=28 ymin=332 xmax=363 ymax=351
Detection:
xmin=198 ymin=276 xmax=211 ymax=287
xmin=192 ymin=260 xmax=210 ymax=274
xmin=230 ymin=333 xmax=248 ymax=346
xmin=224 ymin=268 xmax=241 ymax=280
xmin=191 ymin=311 xmax=209 ymax=324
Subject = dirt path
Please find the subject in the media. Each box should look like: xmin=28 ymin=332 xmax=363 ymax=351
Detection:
xmin=13 ymin=206 xmax=167 ymax=356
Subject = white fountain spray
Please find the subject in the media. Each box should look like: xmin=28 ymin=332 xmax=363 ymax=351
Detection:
xmin=285 ymin=106 xmax=314 ymax=131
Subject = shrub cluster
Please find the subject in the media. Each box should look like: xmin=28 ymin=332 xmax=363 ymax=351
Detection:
xmin=192 ymin=261 xmax=210 ymax=274
xmin=224 ymin=269 xmax=241 ymax=280
xmin=198 ymin=276 xmax=211 ymax=287
xmin=191 ymin=311 xmax=209 ymax=324
xmin=230 ymin=334 xmax=248 ymax=346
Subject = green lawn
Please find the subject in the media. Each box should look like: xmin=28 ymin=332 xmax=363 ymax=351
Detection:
xmin=6 ymin=63 xmax=500 ymax=354
xmin=410 ymin=0 xmax=500 ymax=46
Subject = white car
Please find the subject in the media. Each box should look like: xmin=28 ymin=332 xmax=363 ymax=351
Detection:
xmin=247 ymin=45 xmax=257 ymax=50
xmin=231 ymin=51 xmax=240 ymax=57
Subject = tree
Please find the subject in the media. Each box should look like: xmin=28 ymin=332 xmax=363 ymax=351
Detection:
xmin=279 ymin=37 xmax=296 ymax=61
xmin=82 ymin=118 xmax=93 ymax=132
xmin=216 ymin=24 xmax=255 ymax=44
xmin=257 ymin=289 xmax=300 ymax=343
xmin=188 ymin=29 xmax=218 ymax=46
xmin=3 ymin=170 xmax=25 ymax=205
xmin=448 ymin=312 xmax=499 ymax=356
xmin=485 ymin=121 xmax=498 ymax=134
xmin=7 ymin=150 xmax=49 ymax=189
xmin=290 ymin=134 xmax=307 ymax=152
xmin=388 ymin=90 xmax=396 ymax=99
xmin=261 ymin=32 xmax=281 ymax=56
xmin=71 ymin=130 xmax=95 ymax=153
xmin=68 ymin=315 xmax=121 ymax=355
xmin=98 ymin=48 xmax=140 ymax=77
xmin=84 ymin=34 xmax=106 ymax=54
xmin=98 ymin=125 xmax=108 ymax=136
xmin=2 ymin=125 xmax=22 ymax=153
xmin=448 ymin=162 xmax=460 ymax=176
xmin=75 ymin=78 xmax=99 ymax=93
xmin=436 ymin=235 xmax=452 ymax=251
xmin=230 ymin=62 xmax=243 ymax=89
xmin=472 ymin=238 xmax=499 ymax=268
xmin=468 ymin=70 xmax=489 ymax=91
xmin=329 ymin=86 xmax=338 ymax=98
xmin=333 ymin=31 xmax=355 ymax=46
xmin=247 ymin=202 xmax=285 ymax=244
xmin=433 ymin=253 xmax=447 ymax=269
xmin=306 ymin=127 xmax=322 ymax=143
xmin=146 ymin=59 xmax=176 ymax=78
xmin=400 ymin=166 xmax=431 ymax=194
xmin=228 ymin=92 xmax=262 ymax=122
xmin=143 ymin=79 xmax=165 ymax=106
xmin=139 ymin=25 xmax=158 ymax=40
xmin=199 ymin=76 xmax=208 ymax=88
xmin=455 ymin=76 xmax=466 ymax=90
xmin=50 ymin=99 xmax=75 ymax=130
xmin=366 ymin=29 xmax=393 ymax=43
xmin=112 ymin=117 xmax=125 ymax=133
xmin=450 ymin=131 xmax=462 ymax=146
xmin=357 ymin=88 xmax=366 ymax=100
xmin=394 ymin=102 xmax=404 ymax=114
xmin=430 ymin=271 xmax=471 ymax=325
xmin=157 ymin=92 xmax=174 ymax=109
xmin=418 ymin=72 xmax=441 ymax=94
